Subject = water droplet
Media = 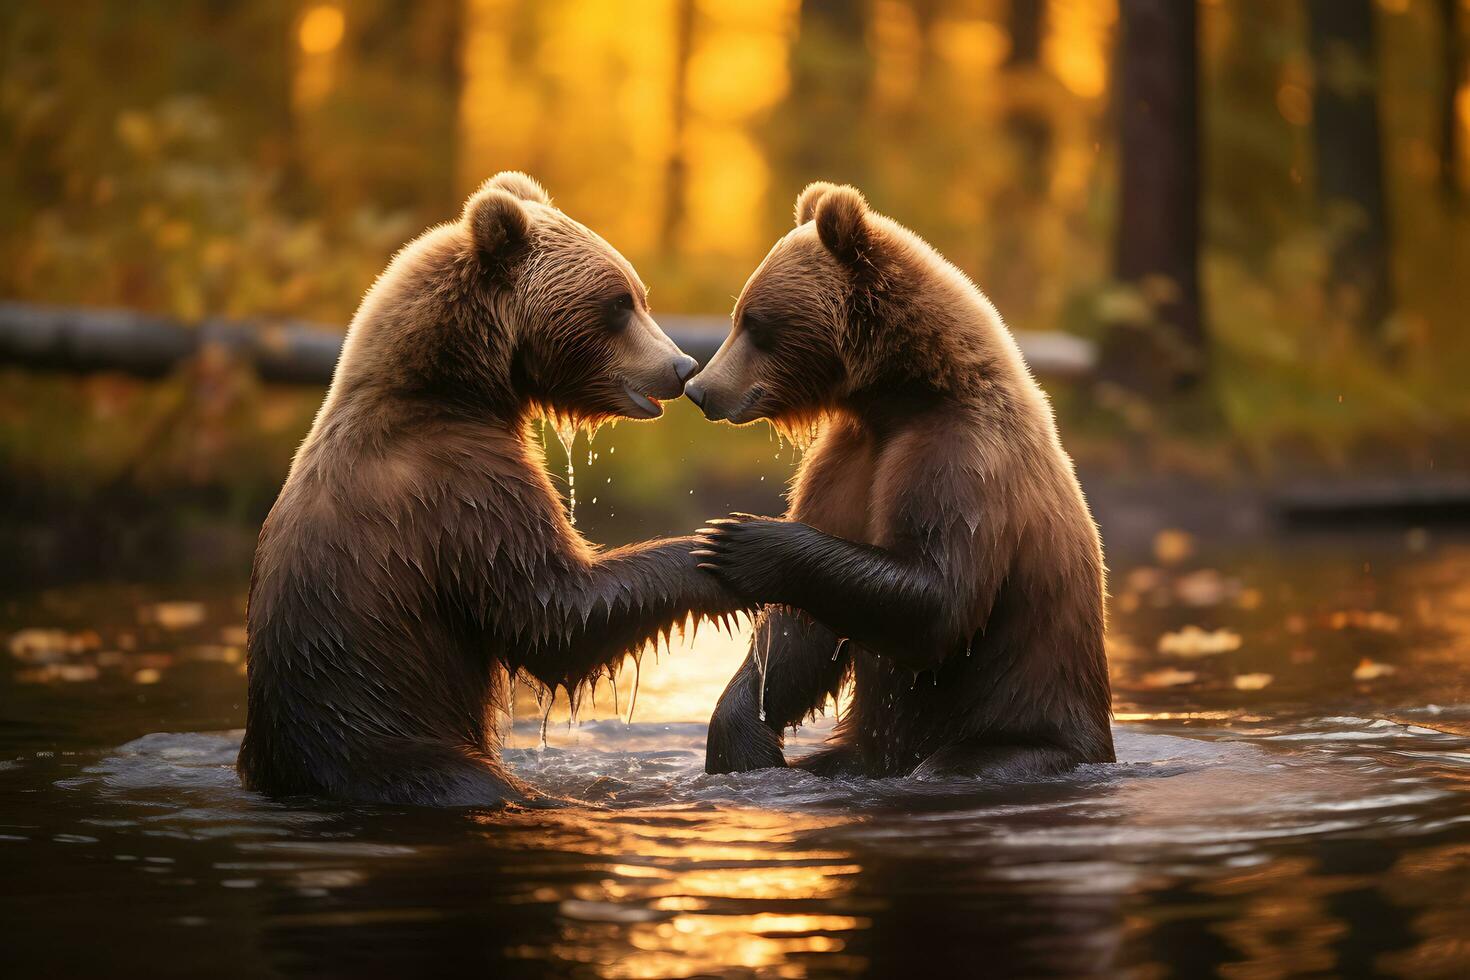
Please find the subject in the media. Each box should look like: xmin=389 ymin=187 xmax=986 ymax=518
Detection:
xmin=625 ymin=655 xmax=641 ymax=725
xmin=754 ymin=617 xmax=771 ymax=723
xmin=551 ymin=417 xmax=579 ymax=525
xmin=538 ymin=684 xmax=554 ymax=750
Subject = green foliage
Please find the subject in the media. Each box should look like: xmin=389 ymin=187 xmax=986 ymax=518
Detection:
xmin=1 ymin=0 xmax=1468 ymax=504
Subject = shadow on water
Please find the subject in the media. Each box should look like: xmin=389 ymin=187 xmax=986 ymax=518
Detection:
xmin=4 ymin=536 xmax=1470 ymax=976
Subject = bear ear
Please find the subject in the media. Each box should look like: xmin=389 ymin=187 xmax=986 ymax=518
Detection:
xmin=812 ymin=184 xmax=870 ymax=265
xmin=463 ymin=187 xmax=532 ymax=272
xmin=794 ymin=180 xmax=843 ymax=227
xmin=483 ymin=170 xmax=551 ymax=206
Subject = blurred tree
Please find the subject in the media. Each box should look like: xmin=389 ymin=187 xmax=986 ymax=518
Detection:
xmin=1004 ymin=0 xmax=1051 ymax=185
xmin=1202 ymin=1 xmax=1308 ymax=268
xmin=1111 ymin=0 xmax=1203 ymax=389
xmin=990 ymin=0 xmax=1053 ymax=322
xmin=661 ymin=0 xmax=696 ymax=253
xmin=775 ymin=0 xmax=872 ymax=205
xmin=1307 ymin=0 xmax=1393 ymax=340
xmin=1442 ymin=0 xmax=1465 ymax=203
xmin=1006 ymin=0 xmax=1044 ymax=68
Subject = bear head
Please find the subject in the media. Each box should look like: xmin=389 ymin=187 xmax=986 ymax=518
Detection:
xmin=463 ymin=172 xmax=699 ymax=422
xmin=348 ymin=172 xmax=697 ymax=425
xmin=684 ymin=181 xmax=916 ymax=432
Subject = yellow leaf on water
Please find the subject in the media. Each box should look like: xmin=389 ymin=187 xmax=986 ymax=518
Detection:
xmin=7 ymin=628 xmax=100 ymax=661
xmin=1233 ymin=673 xmax=1274 ymax=691
xmin=133 ymin=668 xmax=163 ymax=685
xmin=1175 ymin=569 xmax=1230 ymax=607
xmin=1329 ymin=610 xmax=1401 ymax=633
xmin=140 ymin=602 xmax=206 ymax=630
xmin=1157 ymin=625 xmax=1242 ymax=657
xmin=1141 ymin=668 xmax=1197 ymax=688
xmin=1352 ymin=658 xmax=1397 ymax=681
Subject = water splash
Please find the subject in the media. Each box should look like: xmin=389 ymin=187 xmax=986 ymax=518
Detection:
xmin=539 ymin=686 xmax=554 ymax=751
xmin=507 ymin=671 xmax=517 ymax=733
xmin=551 ymin=416 xmax=579 ymax=525
xmin=625 ymin=654 xmax=641 ymax=725
xmin=754 ymin=619 xmax=773 ymax=722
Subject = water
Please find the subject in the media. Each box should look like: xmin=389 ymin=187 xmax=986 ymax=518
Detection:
xmin=4 ymin=535 xmax=1470 ymax=976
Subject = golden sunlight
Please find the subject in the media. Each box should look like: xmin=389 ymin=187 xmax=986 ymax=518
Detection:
xmin=1043 ymin=0 xmax=1116 ymax=99
xmin=297 ymin=4 xmax=345 ymax=55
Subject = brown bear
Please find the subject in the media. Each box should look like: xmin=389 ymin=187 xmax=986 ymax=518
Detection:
xmin=237 ymin=172 xmax=745 ymax=806
xmin=688 ymin=181 xmax=1114 ymax=781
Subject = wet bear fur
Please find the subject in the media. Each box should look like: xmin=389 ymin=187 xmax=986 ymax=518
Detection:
xmin=238 ymin=172 xmax=743 ymax=806
xmin=692 ymin=181 xmax=1114 ymax=781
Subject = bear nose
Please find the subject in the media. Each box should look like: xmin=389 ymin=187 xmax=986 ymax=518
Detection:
xmin=672 ymin=354 xmax=699 ymax=385
xmin=684 ymin=378 xmax=706 ymax=409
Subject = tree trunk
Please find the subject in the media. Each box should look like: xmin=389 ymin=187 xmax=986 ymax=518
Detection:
xmin=1443 ymin=0 xmax=1465 ymax=203
xmin=780 ymin=0 xmax=871 ymax=194
xmin=1308 ymin=0 xmax=1394 ymax=339
xmin=1006 ymin=0 xmax=1044 ymax=68
xmin=1111 ymin=0 xmax=1204 ymax=389
xmin=661 ymin=0 xmax=696 ymax=253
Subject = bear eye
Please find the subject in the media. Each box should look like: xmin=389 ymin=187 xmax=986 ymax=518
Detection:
xmin=742 ymin=311 xmax=778 ymax=351
xmin=604 ymin=292 xmax=635 ymax=332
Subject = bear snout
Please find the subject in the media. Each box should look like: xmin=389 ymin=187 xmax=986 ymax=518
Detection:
xmin=683 ymin=377 xmax=716 ymax=418
xmin=673 ymin=354 xmax=699 ymax=385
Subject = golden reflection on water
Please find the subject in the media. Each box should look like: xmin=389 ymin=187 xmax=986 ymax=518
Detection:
xmin=511 ymin=616 xmax=757 ymax=728
xmin=485 ymin=805 xmax=868 ymax=976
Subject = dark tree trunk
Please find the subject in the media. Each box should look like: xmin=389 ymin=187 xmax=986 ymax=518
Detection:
xmin=1006 ymin=0 xmax=1044 ymax=68
xmin=1112 ymin=0 xmax=1204 ymax=387
xmin=661 ymin=0 xmax=696 ymax=252
xmin=991 ymin=0 xmax=1051 ymax=321
xmin=1443 ymin=0 xmax=1465 ymax=203
xmin=1308 ymin=0 xmax=1394 ymax=338
xmin=780 ymin=0 xmax=871 ymax=194
xmin=1003 ymin=0 xmax=1051 ymax=190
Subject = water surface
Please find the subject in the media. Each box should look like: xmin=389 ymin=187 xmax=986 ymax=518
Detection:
xmin=4 ymin=534 xmax=1470 ymax=976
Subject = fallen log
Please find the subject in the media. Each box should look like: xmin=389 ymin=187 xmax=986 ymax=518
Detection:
xmin=0 ymin=301 xmax=1096 ymax=384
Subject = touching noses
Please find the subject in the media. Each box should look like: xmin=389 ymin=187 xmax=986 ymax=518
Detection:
xmin=673 ymin=354 xmax=699 ymax=386
xmin=684 ymin=378 xmax=706 ymax=409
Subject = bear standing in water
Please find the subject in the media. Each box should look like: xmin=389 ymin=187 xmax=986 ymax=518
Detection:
xmin=690 ymin=182 xmax=1113 ymax=780
xmin=238 ymin=173 xmax=745 ymax=806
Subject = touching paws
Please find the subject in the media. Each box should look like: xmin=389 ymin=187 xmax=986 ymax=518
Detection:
xmin=691 ymin=513 xmax=790 ymax=601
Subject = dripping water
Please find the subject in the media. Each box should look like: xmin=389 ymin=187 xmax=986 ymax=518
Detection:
xmin=551 ymin=416 xmax=579 ymax=525
xmin=625 ymin=655 xmax=641 ymax=725
xmin=753 ymin=617 xmax=773 ymax=722
xmin=539 ymin=685 xmax=554 ymax=751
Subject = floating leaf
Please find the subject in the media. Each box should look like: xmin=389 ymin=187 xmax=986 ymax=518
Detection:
xmin=1330 ymin=610 xmax=1401 ymax=633
xmin=1352 ymin=658 xmax=1397 ymax=681
xmin=139 ymin=602 xmax=206 ymax=630
xmin=1141 ymin=668 xmax=1198 ymax=688
xmin=1233 ymin=673 xmax=1274 ymax=691
xmin=1158 ymin=625 xmax=1242 ymax=657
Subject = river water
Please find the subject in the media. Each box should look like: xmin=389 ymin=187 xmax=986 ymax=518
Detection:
xmin=4 ymin=532 xmax=1470 ymax=976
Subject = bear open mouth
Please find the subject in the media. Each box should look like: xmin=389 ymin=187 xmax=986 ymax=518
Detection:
xmin=620 ymin=380 xmax=664 ymax=419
